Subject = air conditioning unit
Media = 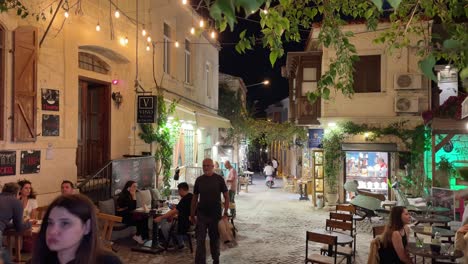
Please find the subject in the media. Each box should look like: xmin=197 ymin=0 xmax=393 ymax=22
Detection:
xmin=394 ymin=96 xmax=419 ymax=113
xmin=394 ymin=74 xmax=422 ymax=90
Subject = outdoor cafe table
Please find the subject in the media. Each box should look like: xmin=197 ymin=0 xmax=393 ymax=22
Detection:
xmin=413 ymin=215 xmax=452 ymax=227
xmin=411 ymin=226 xmax=455 ymax=243
xmin=408 ymin=206 xmax=450 ymax=214
xmin=407 ymin=242 xmax=463 ymax=264
xmin=131 ymin=207 xmax=170 ymax=254
xmin=311 ymin=228 xmax=354 ymax=245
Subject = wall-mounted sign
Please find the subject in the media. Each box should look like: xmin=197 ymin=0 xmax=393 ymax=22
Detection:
xmin=308 ymin=129 xmax=324 ymax=148
xmin=0 ymin=151 xmax=16 ymax=176
xmin=41 ymin=89 xmax=60 ymax=111
xmin=21 ymin=150 xmax=41 ymax=174
xmin=137 ymin=96 xmax=158 ymax=123
xmin=42 ymin=114 xmax=60 ymax=136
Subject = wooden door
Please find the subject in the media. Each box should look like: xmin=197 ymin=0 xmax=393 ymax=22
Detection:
xmin=77 ymin=80 xmax=110 ymax=178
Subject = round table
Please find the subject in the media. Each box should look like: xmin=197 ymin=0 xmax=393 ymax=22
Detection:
xmin=411 ymin=226 xmax=455 ymax=243
xmin=311 ymin=229 xmax=354 ymax=245
xmin=413 ymin=215 xmax=452 ymax=226
xmin=407 ymin=242 xmax=463 ymax=263
xmin=408 ymin=206 xmax=450 ymax=214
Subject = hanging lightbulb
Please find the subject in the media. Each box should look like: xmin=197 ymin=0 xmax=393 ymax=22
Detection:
xmin=174 ymin=41 xmax=179 ymax=48
xmin=142 ymin=28 xmax=147 ymax=36
xmin=124 ymin=36 xmax=129 ymax=44
xmin=146 ymin=44 xmax=151 ymax=51
xmin=96 ymin=22 xmax=101 ymax=32
xmin=119 ymin=37 xmax=126 ymax=46
xmin=190 ymin=27 xmax=195 ymax=35
xmin=64 ymin=11 xmax=69 ymax=18
xmin=182 ymin=0 xmax=187 ymax=4
xmin=199 ymin=20 xmax=205 ymax=28
xmin=210 ymin=30 xmax=216 ymax=39
xmin=114 ymin=9 xmax=120 ymax=18
xmin=146 ymin=36 xmax=152 ymax=43
xmin=263 ymin=9 xmax=268 ymax=14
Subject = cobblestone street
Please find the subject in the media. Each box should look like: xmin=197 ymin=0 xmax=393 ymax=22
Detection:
xmin=116 ymin=174 xmax=375 ymax=263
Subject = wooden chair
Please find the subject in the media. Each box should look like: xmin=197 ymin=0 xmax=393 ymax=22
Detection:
xmin=323 ymin=219 xmax=354 ymax=264
xmin=4 ymin=228 xmax=32 ymax=263
xmin=372 ymin=225 xmax=386 ymax=238
xmin=97 ymin=212 xmax=122 ymax=252
xmin=329 ymin=212 xmax=353 ymax=223
xmin=306 ymin=231 xmax=345 ymax=264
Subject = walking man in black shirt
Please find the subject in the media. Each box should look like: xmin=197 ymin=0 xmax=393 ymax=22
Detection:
xmin=191 ymin=158 xmax=229 ymax=264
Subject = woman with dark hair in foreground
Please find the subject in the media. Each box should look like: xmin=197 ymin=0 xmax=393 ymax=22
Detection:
xmin=31 ymin=194 xmax=122 ymax=264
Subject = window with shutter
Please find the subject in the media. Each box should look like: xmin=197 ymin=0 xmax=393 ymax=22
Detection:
xmin=0 ymin=25 xmax=5 ymax=140
xmin=352 ymin=55 xmax=381 ymax=93
xmin=13 ymin=26 xmax=38 ymax=142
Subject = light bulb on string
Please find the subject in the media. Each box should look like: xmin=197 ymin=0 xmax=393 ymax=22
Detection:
xmin=64 ymin=11 xmax=69 ymax=18
xmin=124 ymin=36 xmax=129 ymax=44
xmin=146 ymin=44 xmax=151 ymax=51
xmin=263 ymin=9 xmax=268 ymax=14
xmin=210 ymin=30 xmax=216 ymax=39
xmin=174 ymin=41 xmax=179 ymax=48
xmin=199 ymin=20 xmax=205 ymax=28
xmin=96 ymin=22 xmax=101 ymax=31
xmin=182 ymin=0 xmax=187 ymax=4
xmin=190 ymin=27 xmax=195 ymax=35
xmin=119 ymin=37 xmax=126 ymax=46
xmin=147 ymin=36 xmax=152 ymax=43
xmin=114 ymin=9 xmax=120 ymax=18
xmin=142 ymin=28 xmax=147 ymax=36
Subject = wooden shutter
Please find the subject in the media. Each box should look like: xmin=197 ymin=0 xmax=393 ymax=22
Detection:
xmin=13 ymin=26 xmax=38 ymax=142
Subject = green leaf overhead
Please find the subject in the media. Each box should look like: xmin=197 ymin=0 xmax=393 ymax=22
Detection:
xmin=419 ymin=54 xmax=437 ymax=82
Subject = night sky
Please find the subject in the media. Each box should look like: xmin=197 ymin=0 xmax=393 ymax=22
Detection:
xmin=218 ymin=17 xmax=306 ymax=117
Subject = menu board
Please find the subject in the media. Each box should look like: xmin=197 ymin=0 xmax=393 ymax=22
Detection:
xmin=111 ymin=157 xmax=156 ymax=195
xmin=20 ymin=150 xmax=41 ymax=174
xmin=0 ymin=151 xmax=16 ymax=176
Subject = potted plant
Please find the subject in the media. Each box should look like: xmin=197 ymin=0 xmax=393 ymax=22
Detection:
xmin=435 ymin=156 xmax=459 ymax=188
xmin=322 ymin=128 xmax=345 ymax=206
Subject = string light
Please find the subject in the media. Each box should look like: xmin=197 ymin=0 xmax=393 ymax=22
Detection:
xmin=96 ymin=22 xmax=101 ymax=31
xmin=199 ymin=19 xmax=205 ymax=28
xmin=114 ymin=9 xmax=120 ymax=18
xmin=263 ymin=9 xmax=268 ymax=14
xmin=119 ymin=37 xmax=126 ymax=46
xmin=146 ymin=44 xmax=151 ymax=51
xmin=146 ymin=36 xmax=152 ymax=43
xmin=142 ymin=28 xmax=147 ymax=36
xmin=175 ymin=40 xmax=179 ymax=48
xmin=210 ymin=30 xmax=216 ymax=39
xmin=64 ymin=11 xmax=69 ymax=18
xmin=182 ymin=0 xmax=187 ymax=4
xmin=190 ymin=27 xmax=195 ymax=35
xmin=124 ymin=36 xmax=129 ymax=44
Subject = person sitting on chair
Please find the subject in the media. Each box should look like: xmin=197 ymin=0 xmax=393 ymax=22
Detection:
xmin=379 ymin=206 xmax=413 ymax=264
xmin=154 ymin=182 xmax=193 ymax=249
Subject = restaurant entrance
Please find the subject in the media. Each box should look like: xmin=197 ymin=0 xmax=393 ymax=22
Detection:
xmin=77 ymin=79 xmax=111 ymax=179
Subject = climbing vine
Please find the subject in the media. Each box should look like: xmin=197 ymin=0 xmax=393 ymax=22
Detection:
xmin=322 ymin=121 xmax=431 ymax=196
xmin=139 ymin=95 xmax=180 ymax=197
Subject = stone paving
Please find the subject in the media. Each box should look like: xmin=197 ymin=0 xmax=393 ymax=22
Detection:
xmin=115 ymin=174 xmax=378 ymax=263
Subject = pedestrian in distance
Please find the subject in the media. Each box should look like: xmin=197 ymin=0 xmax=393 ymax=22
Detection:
xmin=191 ymin=158 xmax=229 ymax=264
xmin=31 ymin=194 xmax=122 ymax=264
xmin=224 ymin=160 xmax=237 ymax=217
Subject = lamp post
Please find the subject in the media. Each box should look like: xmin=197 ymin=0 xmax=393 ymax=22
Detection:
xmin=245 ymin=80 xmax=270 ymax=88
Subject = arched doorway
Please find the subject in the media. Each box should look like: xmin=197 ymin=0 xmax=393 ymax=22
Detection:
xmin=77 ymin=52 xmax=111 ymax=179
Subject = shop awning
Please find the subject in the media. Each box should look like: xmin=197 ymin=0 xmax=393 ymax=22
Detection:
xmin=196 ymin=111 xmax=231 ymax=129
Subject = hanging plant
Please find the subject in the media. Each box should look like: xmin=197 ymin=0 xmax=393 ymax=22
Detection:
xmin=139 ymin=95 xmax=180 ymax=197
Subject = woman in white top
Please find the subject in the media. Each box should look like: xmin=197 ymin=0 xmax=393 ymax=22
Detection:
xmin=18 ymin=179 xmax=38 ymax=220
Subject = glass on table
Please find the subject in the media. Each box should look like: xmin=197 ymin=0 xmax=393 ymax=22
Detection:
xmin=415 ymin=236 xmax=424 ymax=248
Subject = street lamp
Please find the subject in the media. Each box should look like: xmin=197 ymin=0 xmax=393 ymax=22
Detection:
xmin=245 ymin=80 xmax=270 ymax=88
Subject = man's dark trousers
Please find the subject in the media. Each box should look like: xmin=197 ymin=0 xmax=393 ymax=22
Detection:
xmin=195 ymin=213 xmax=220 ymax=264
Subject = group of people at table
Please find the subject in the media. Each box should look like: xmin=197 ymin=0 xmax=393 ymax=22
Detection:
xmin=0 ymin=158 xmax=238 ymax=264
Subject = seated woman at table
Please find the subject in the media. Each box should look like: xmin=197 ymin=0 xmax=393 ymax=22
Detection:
xmin=379 ymin=206 xmax=413 ymax=264
xmin=31 ymin=194 xmax=122 ymax=264
xmin=116 ymin=180 xmax=149 ymax=244
xmin=455 ymin=224 xmax=468 ymax=263
xmin=18 ymin=180 xmax=38 ymax=220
